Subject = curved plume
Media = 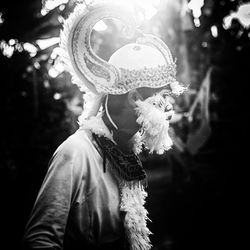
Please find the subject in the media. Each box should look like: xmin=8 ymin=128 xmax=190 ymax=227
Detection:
xmin=136 ymin=34 xmax=175 ymax=66
xmin=137 ymin=34 xmax=187 ymax=95
xmin=60 ymin=2 xmax=137 ymax=94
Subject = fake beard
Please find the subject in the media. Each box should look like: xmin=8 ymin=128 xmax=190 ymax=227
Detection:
xmin=132 ymin=96 xmax=174 ymax=155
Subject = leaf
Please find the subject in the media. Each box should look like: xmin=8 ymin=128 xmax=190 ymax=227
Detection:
xmin=186 ymin=68 xmax=212 ymax=155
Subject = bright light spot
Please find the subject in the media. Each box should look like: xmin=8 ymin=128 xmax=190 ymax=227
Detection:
xmin=57 ymin=15 xmax=64 ymax=23
xmin=45 ymin=0 xmax=68 ymax=10
xmin=44 ymin=80 xmax=50 ymax=88
xmin=223 ymin=3 xmax=250 ymax=29
xmin=201 ymin=41 xmax=208 ymax=47
xmin=96 ymin=0 xmax=161 ymax=21
xmin=53 ymin=92 xmax=62 ymax=100
xmin=136 ymin=0 xmax=160 ymax=20
xmin=55 ymin=61 xmax=64 ymax=72
xmin=194 ymin=18 xmax=200 ymax=27
xmin=211 ymin=25 xmax=218 ymax=37
xmin=188 ymin=0 xmax=204 ymax=18
xmin=93 ymin=20 xmax=108 ymax=31
xmin=0 ymin=40 xmax=14 ymax=58
xmin=41 ymin=0 xmax=69 ymax=15
xmin=188 ymin=0 xmax=204 ymax=27
xmin=36 ymin=37 xmax=60 ymax=50
xmin=144 ymin=7 xmax=157 ymax=20
xmin=41 ymin=9 xmax=47 ymax=16
xmin=59 ymin=4 xmax=66 ymax=11
xmin=223 ymin=15 xmax=232 ymax=29
xmin=48 ymin=67 xmax=58 ymax=78
xmin=0 ymin=12 xmax=4 ymax=24
xmin=34 ymin=62 xmax=41 ymax=69
xmin=23 ymin=42 xmax=38 ymax=57
xmin=50 ymin=47 xmax=60 ymax=59
xmin=9 ymin=39 xmax=16 ymax=46
xmin=48 ymin=60 xmax=64 ymax=78
xmin=26 ymin=66 xmax=33 ymax=72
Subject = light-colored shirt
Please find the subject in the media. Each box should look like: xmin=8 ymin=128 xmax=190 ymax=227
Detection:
xmin=23 ymin=129 xmax=125 ymax=249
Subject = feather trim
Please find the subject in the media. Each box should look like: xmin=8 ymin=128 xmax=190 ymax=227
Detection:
xmin=79 ymin=115 xmax=152 ymax=249
xmin=60 ymin=4 xmax=89 ymax=92
xmin=78 ymin=114 xmax=115 ymax=143
xmin=120 ymin=182 xmax=152 ymax=250
xmin=134 ymin=100 xmax=173 ymax=154
xmin=170 ymin=81 xmax=187 ymax=95
xmin=59 ymin=3 xmax=89 ymax=92
xmin=60 ymin=3 xmax=103 ymax=117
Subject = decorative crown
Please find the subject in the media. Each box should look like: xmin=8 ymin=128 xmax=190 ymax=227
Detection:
xmin=118 ymin=64 xmax=177 ymax=93
xmin=60 ymin=1 xmax=185 ymax=95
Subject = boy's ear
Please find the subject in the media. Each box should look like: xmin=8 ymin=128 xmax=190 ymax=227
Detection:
xmin=127 ymin=89 xmax=143 ymax=107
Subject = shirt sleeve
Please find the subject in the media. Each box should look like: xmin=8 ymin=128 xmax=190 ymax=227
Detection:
xmin=22 ymin=142 xmax=85 ymax=250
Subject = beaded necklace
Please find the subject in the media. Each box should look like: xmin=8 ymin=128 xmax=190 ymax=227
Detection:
xmin=92 ymin=133 xmax=147 ymax=183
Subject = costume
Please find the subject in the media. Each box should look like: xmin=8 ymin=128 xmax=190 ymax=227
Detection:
xmin=23 ymin=119 xmax=127 ymax=250
xmin=23 ymin=1 xmax=185 ymax=250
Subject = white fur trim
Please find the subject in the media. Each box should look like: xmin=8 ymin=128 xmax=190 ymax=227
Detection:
xmin=120 ymin=183 xmax=152 ymax=250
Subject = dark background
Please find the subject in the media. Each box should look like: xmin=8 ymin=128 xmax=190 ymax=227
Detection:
xmin=0 ymin=0 xmax=247 ymax=249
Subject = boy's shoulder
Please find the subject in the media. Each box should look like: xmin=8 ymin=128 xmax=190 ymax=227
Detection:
xmin=54 ymin=129 xmax=94 ymax=157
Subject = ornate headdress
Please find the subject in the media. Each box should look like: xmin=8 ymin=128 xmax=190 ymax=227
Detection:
xmin=60 ymin=2 xmax=185 ymax=249
xmin=60 ymin=1 xmax=185 ymax=118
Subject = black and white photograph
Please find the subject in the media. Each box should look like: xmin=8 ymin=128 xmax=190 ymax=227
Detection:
xmin=0 ymin=0 xmax=247 ymax=249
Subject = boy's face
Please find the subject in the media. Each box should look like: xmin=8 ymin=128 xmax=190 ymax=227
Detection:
xmin=105 ymin=85 xmax=173 ymax=137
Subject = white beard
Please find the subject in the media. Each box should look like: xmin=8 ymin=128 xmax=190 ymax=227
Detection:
xmin=132 ymin=95 xmax=174 ymax=155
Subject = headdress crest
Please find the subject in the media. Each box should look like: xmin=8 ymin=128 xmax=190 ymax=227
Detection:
xmin=60 ymin=1 xmax=185 ymax=116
